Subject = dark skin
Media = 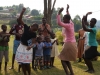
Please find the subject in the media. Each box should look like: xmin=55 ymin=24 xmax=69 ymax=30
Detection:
xmin=82 ymin=12 xmax=96 ymax=32
xmin=0 ymin=25 xmax=10 ymax=72
xmin=17 ymin=7 xmax=38 ymax=75
xmin=58 ymin=4 xmax=74 ymax=75
xmin=82 ymin=12 xmax=97 ymax=73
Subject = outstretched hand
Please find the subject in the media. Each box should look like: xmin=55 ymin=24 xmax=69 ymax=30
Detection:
xmin=58 ymin=8 xmax=64 ymax=15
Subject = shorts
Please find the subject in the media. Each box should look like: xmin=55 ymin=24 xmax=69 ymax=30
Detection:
xmin=13 ymin=40 xmax=20 ymax=54
xmin=0 ymin=50 xmax=9 ymax=62
xmin=44 ymin=55 xmax=50 ymax=61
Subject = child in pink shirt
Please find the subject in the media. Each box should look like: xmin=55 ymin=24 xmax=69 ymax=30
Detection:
xmin=57 ymin=4 xmax=77 ymax=75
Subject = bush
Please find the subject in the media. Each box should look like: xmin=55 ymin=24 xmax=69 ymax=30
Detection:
xmin=55 ymin=31 xmax=63 ymax=44
xmin=96 ymin=30 xmax=100 ymax=44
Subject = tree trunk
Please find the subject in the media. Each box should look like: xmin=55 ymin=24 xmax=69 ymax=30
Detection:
xmin=44 ymin=0 xmax=47 ymax=19
xmin=44 ymin=0 xmax=56 ymax=26
xmin=47 ymin=0 xmax=52 ymax=26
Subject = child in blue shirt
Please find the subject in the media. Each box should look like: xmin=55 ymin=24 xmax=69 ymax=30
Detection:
xmin=43 ymin=36 xmax=52 ymax=69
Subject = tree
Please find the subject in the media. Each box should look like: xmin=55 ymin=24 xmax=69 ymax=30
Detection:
xmin=0 ymin=7 xmax=3 ymax=10
xmin=44 ymin=0 xmax=56 ymax=26
xmin=73 ymin=15 xmax=82 ymax=32
xmin=31 ymin=9 xmax=39 ymax=16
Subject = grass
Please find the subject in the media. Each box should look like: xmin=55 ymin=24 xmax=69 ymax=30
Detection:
xmin=0 ymin=37 xmax=100 ymax=75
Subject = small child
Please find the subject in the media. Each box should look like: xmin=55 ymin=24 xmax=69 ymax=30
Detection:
xmin=34 ymin=37 xmax=44 ymax=70
xmin=43 ymin=36 xmax=52 ymax=69
xmin=50 ymin=33 xmax=59 ymax=67
xmin=0 ymin=25 xmax=10 ymax=72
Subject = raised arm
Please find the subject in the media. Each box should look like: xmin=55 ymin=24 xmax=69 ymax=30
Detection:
xmin=57 ymin=8 xmax=71 ymax=28
xmin=66 ymin=4 xmax=69 ymax=15
xmin=82 ymin=13 xmax=93 ymax=32
xmin=18 ymin=7 xmax=26 ymax=25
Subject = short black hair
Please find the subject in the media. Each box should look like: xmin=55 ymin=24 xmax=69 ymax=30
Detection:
xmin=92 ymin=18 xmax=97 ymax=24
xmin=64 ymin=14 xmax=71 ymax=20
xmin=1 ymin=24 xmax=6 ymax=29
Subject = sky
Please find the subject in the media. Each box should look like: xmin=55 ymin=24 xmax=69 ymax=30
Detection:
xmin=0 ymin=0 xmax=100 ymax=20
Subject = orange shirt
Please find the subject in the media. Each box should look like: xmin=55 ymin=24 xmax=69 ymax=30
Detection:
xmin=39 ymin=24 xmax=51 ymax=37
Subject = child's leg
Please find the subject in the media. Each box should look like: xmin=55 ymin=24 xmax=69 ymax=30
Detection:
xmin=4 ymin=50 xmax=9 ymax=71
xmin=26 ymin=64 xmax=31 ymax=75
xmin=84 ymin=58 xmax=94 ymax=72
xmin=18 ymin=64 xmax=21 ymax=72
xmin=0 ymin=51 xmax=3 ymax=71
xmin=0 ymin=62 xmax=1 ymax=71
xmin=39 ymin=57 xmax=43 ymax=69
xmin=32 ymin=48 xmax=35 ymax=69
xmin=50 ymin=57 xmax=54 ymax=67
xmin=61 ymin=60 xmax=69 ymax=75
xmin=66 ymin=61 xmax=74 ymax=75
xmin=46 ymin=55 xmax=50 ymax=69
xmin=21 ymin=63 xmax=27 ymax=75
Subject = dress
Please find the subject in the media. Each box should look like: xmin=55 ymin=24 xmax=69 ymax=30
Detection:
xmin=57 ymin=15 xmax=78 ymax=61
xmin=50 ymin=38 xmax=59 ymax=57
xmin=77 ymin=29 xmax=85 ymax=58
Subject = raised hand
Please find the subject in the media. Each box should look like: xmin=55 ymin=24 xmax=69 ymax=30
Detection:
xmin=67 ymin=4 xmax=69 ymax=10
xmin=22 ymin=7 xmax=26 ymax=11
xmin=58 ymin=8 xmax=64 ymax=15
xmin=86 ymin=12 xmax=92 ymax=15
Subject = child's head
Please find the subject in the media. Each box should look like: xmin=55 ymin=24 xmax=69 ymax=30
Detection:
xmin=90 ymin=18 xmax=97 ymax=27
xmin=37 ymin=36 xmax=42 ymax=43
xmin=51 ymin=33 xmax=56 ymax=39
xmin=63 ymin=14 xmax=71 ymax=23
xmin=45 ymin=36 xmax=50 ymax=42
xmin=1 ymin=25 xmax=7 ymax=32
xmin=38 ymin=28 xmax=43 ymax=35
xmin=30 ymin=23 xmax=38 ymax=32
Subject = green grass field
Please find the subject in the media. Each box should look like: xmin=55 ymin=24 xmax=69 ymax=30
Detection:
xmin=0 ymin=37 xmax=100 ymax=75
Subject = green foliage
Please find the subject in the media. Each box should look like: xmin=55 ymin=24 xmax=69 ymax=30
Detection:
xmin=73 ymin=15 xmax=82 ymax=32
xmin=9 ymin=19 xmax=17 ymax=27
xmin=96 ymin=30 xmax=100 ymax=44
xmin=55 ymin=31 xmax=63 ymax=44
xmin=0 ymin=7 xmax=3 ymax=10
xmin=31 ymin=9 xmax=40 ymax=16
xmin=75 ymin=33 xmax=79 ymax=42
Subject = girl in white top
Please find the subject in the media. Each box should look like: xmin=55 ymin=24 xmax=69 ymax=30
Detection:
xmin=50 ymin=33 xmax=59 ymax=67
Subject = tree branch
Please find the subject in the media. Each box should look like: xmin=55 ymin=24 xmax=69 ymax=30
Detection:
xmin=51 ymin=0 xmax=56 ymax=14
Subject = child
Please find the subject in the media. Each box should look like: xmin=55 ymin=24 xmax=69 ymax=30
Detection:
xmin=82 ymin=12 xmax=99 ymax=73
xmin=34 ymin=37 xmax=44 ymax=70
xmin=43 ymin=36 xmax=52 ymax=69
xmin=57 ymin=4 xmax=77 ymax=75
xmin=15 ymin=8 xmax=38 ymax=75
xmin=0 ymin=25 xmax=10 ymax=72
xmin=50 ymin=33 xmax=59 ymax=67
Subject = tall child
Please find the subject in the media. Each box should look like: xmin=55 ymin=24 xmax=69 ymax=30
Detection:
xmin=82 ymin=12 xmax=99 ymax=73
xmin=57 ymin=4 xmax=77 ymax=75
xmin=0 ymin=25 xmax=10 ymax=72
xmin=15 ymin=7 xmax=38 ymax=75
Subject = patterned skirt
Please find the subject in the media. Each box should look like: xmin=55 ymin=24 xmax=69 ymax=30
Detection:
xmin=58 ymin=42 xmax=78 ymax=61
xmin=15 ymin=43 xmax=33 ymax=63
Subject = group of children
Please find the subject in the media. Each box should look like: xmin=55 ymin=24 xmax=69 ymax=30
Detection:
xmin=32 ymin=30 xmax=59 ymax=70
xmin=0 ymin=4 xmax=100 ymax=75
xmin=0 ymin=7 xmax=59 ymax=75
